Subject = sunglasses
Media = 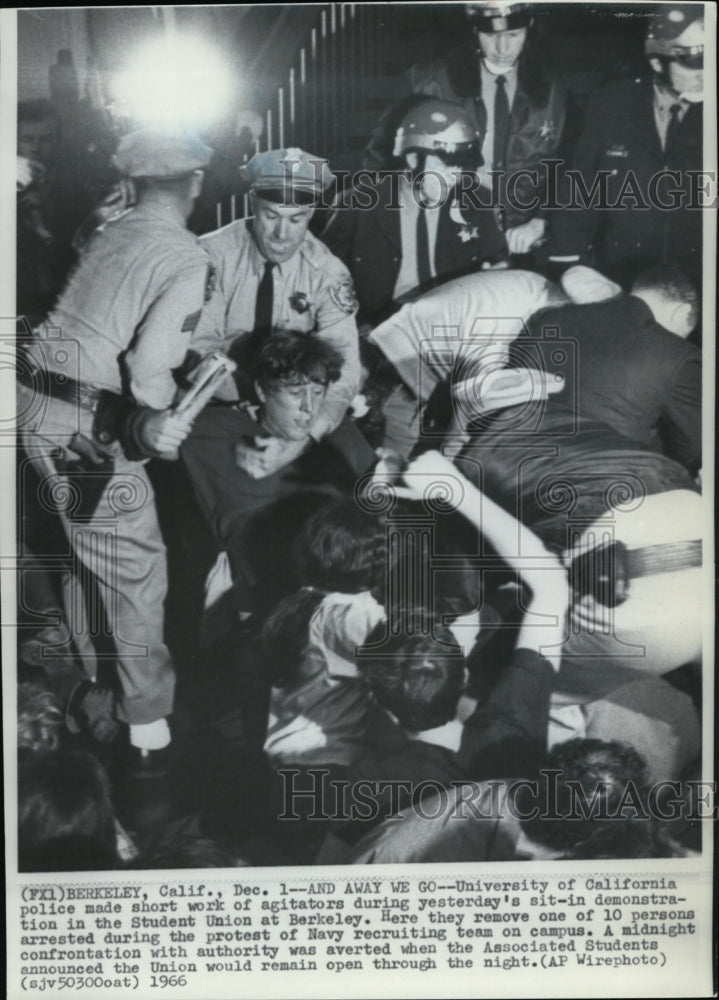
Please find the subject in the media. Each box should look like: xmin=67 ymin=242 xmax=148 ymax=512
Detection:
xmin=667 ymin=47 xmax=703 ymax=70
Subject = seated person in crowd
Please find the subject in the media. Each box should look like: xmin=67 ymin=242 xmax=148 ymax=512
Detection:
xmin=18 ymin=747 xmax=122 ymax=872
xmin=262 ymin=499 xmax=387 ymax=774
xmin=180 ymin=329 xmax=376 ymax=618
xmin=331 ymin=738 xmax=688 ymax=864
xmin=321 ymin=97 xmax=508 ymax=329
xmin=18 ymin=679 xmax=139 ymax=869
xmin=261 ymin=500 xmax=388 ymax=863
xmin=190 ymin=147 xmax=362 ymax=481
xmin=322 ymin=450 xmax=567 ymax=848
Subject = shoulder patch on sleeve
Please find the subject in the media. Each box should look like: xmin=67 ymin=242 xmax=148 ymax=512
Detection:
xmin=329 ymin=276 xmax=358 ymax=315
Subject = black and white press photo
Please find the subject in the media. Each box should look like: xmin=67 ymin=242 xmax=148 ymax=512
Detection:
xmin=2 ymin=3 xmax=715 ymax=998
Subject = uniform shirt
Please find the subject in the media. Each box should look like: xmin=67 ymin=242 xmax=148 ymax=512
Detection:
xmin=370 ymin=269 xmax=556 ymax=398
xmin=31 ymin=203 xmax=211 ymax=409
xmin=192 ymin=219 xmax=361 ymax=438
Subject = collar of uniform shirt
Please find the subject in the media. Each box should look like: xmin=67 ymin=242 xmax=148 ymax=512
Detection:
xmin=130 ymin=200 xmax=197 ymax=232
xmin=480 ymin=59 xmax=518 ymax=102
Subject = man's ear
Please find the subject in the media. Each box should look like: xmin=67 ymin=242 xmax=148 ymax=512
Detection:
xmin=671 ymin=301 xmax=694 ymax=337
xmin=649 ymin=57 xmax=663 ymax=76
xmin=254 ymin=380 xmax=266 ymax=403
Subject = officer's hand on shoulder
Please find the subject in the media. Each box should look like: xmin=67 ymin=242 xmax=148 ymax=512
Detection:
xmin=234 ymin=434 xmax=310 ymax=479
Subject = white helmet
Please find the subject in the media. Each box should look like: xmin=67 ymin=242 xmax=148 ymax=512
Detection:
xmin=645 ymin=5 xmax=704 ymax=68
xmin=393 ymin=99 xmax=481 ymax=165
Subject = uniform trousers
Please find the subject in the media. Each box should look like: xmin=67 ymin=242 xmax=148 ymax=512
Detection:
xmin=18 ymin=390 xmax=175 ymax=726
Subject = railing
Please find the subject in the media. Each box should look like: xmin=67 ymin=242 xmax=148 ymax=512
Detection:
xmin=214 ymin=3 xmax=401 ymax=228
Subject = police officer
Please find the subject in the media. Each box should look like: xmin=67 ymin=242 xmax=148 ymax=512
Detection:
xmin=322 ymin=97 xmax=508 ymax=328
xmin=405 ymin=1 xmax=566 ymax=256
xmin=17 ymin=126 xmax=215 ymax=770
xmin=190 ymin=147 xmax=361 ymax=478
xmin=548 ymin=4 xmax=705 ymax=288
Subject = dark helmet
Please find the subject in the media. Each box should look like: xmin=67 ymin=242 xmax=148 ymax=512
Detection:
xmin=645 ymin=4 xmax=704 ymax=69
xmin=465 ymin=1 xmax=532 ymax=33
xmin=393 ymin=99 xmax=481 ymax=166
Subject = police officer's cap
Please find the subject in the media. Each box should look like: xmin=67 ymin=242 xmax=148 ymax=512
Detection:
xmin=465 ymin=1 xmax=532 ymax=32
xmin=241 ymin=148 xmax=335 ymax=205
xmin=114 ymin=126 xmax=213 ymax=179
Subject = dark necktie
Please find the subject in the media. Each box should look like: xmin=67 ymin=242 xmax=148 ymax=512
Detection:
xmin=254 ymin=260 xmax=276 ymax=333
xmin=664 ymin=102 xmax=683 ymax=153
xmin=493 ymin=74 xmax=510 ymax=171
xmin=416 ymin=203 xmax=432 ymax=286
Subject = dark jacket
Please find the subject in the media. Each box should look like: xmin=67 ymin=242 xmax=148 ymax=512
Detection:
xmin=321 ymin=173 xmax=507 ymax=327
xmin=548 ymin=76 xmax=703 ymax=286
xmin=406 ymin=44 xmax=567 ymax=229
xmin=522 ymin=294 xmax=702 ymax=472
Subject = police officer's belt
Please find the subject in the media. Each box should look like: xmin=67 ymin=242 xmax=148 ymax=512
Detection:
xmin=17 ymin=355 xmax=107 ymax=413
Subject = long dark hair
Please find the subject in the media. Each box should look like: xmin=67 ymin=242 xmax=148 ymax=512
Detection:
xmin=295 ymin=498 xmax=387 ymax=597
xmin=357 ymin=614 xmax=465 ymax=732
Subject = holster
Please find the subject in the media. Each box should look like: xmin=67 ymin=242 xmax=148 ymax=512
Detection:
xmin=92 ymin=390 xmax=136 ymax=448
xmin=92 ymin=390 xmax=151 ymax=462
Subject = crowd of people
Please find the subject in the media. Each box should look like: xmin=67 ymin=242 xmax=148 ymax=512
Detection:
xmin=15 ymin=2 xmax=706 ymax=869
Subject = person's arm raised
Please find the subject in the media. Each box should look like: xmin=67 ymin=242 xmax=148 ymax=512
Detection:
xmin=402 ymin=451 xmax=568 ymax=669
